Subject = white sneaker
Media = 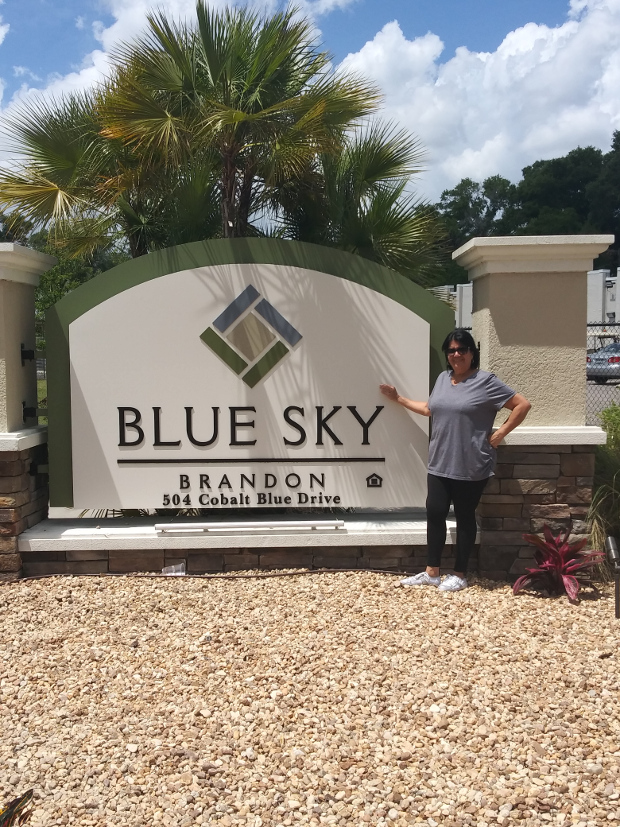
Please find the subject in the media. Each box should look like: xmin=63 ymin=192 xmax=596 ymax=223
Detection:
xmin=438 ymin=574 xmax=468 ymax=592
xmin=400 ymin=572 xmax=441 ymax=587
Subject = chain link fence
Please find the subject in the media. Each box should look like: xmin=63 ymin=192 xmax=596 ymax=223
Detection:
xmin=587 ymin=322 xmax=620 ymax=425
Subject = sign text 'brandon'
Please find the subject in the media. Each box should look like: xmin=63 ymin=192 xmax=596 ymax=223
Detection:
xmin=118 ymin=404 xmax=384 ymax=448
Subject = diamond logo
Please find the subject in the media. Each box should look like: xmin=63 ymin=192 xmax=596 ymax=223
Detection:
xmin=201 ymin=285 xmax=302 ymax=387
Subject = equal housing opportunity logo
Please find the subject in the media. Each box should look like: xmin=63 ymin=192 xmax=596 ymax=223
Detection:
xmin=201 ymin=284 xmax=302 ymax=388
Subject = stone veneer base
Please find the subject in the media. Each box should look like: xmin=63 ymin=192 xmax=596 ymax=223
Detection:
xmin=478 ymin=443 xmax=596 ymax=580
xmin=4 ymin=440 xmax=602 ymax=582
xmin=18 ymin=545 xmax=453 ymax=578
xmin=0 ymin=443 xmax=49 ymax=581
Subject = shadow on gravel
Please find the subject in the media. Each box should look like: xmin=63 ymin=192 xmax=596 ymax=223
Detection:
xmin=507 ymin=583 xmax=606 ymax=604
xmin=468 ymin=577 xmax=510 ymax=592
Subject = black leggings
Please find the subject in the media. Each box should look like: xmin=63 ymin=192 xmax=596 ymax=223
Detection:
xmin=426 ymin=473 xmax=489 ymax=574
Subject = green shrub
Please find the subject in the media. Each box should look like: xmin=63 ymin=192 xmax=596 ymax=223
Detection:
xmin=599 ymin=402 xmax=620 ymax=450
xmin=589 ymin=403 xmax=620 ymax=566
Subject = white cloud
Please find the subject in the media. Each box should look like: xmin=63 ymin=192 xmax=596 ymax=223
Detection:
xmin=302 ymin=0 xmax=359 ymax=14
xmin=94 ymin=0 xmax=210 ymax=53
xmin=75 ymin=16 xmax=86 ymax=30
xmin=13 ymin=66 xmax=41 ymax=81
xmin=340 ymin=0 xmax=620 ymax=200
xmin=92 ymin=20 xmax=105 ymax=44
xmin=0 ymin=15 xmax=9 ymax=45
xmin=5 ymin=51 xmax=113 ymax=119
xmin=4 ymin=0 xmax=620 ymax=204
xmin=0 ymin=0 xmax=307 ymax=114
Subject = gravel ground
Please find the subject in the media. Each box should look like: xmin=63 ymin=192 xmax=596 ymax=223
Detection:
xmin=1 ymin=571 xmax=619 ymax=827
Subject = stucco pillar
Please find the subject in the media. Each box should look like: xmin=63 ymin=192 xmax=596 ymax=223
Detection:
xmin=0 ymin=243 xmax=56 ymax=581
xmin=0 ymin=243 xmax=56 ymax=432
xmin=452 ymin=236 xmax=612 ymax=581
xmin=453 ymin=235 xmax=614 ymax=426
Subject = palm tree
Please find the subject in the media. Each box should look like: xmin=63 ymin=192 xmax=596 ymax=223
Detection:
xmin=272 ymin=123 xmax=447 ymax=283
xmin=100 ymin=2 xmax=380 ymax=238
xmin=0 ymin=2 xmax=445 ymax=283
xmin=0 ymin=90 xmax=221 ymax=257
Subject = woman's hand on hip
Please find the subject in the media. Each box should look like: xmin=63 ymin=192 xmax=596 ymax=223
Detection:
xmin=488 ymin=430 xmax=503 ymax=449
xmin=491 ymin=394 xmax=532 ymax=448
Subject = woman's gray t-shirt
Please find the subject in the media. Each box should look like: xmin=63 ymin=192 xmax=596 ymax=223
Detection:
xmin=427 ymin=369 xmax=515 ymax=481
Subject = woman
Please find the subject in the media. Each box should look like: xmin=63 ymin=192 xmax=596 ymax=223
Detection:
xmin=380 ymin=328 xmax=531 ymax=592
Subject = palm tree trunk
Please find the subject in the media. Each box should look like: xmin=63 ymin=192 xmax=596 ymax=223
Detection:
xmin=236 ymin=166 xmax=255 ymax=237
xmin=221 ymin=150 xmax=237 ymax=238
xmin=126 ymin=226 xmax=149 ymax=258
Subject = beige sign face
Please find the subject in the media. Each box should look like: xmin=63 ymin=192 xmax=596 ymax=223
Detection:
xmin=69 ymin=263 xmax=429 ymax=509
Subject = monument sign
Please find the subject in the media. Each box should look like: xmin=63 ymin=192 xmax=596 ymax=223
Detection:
xmin=47 ymin=240 xmax=452 ymax=509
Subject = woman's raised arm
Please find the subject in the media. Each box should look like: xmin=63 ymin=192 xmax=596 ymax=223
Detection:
xmin=379 ymin=384 xmax=431 ymax=418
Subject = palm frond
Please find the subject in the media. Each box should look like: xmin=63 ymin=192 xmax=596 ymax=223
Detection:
xmin=50 ymin=212 xmax=123 ymax=257
xmin=0 ymin=169 xmax=86 ymax=223
xmin=343 ymin=122 xmax=427 ymax=191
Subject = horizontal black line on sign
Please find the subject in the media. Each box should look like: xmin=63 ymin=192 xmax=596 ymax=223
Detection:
xmin=117 ymin=457 xmax=386 ymax=465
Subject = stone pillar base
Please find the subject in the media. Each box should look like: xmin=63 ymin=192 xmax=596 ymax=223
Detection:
xmin=20 ymin=545 xmax=440 ymax=577
xmin=0 ymin=443 xmax=49 ymax=580
xmin=478 ymin=443 xmax=595 ymax=580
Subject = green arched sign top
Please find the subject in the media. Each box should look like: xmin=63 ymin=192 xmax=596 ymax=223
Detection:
xmin=47 ymin=238 xmax=454 ymax=505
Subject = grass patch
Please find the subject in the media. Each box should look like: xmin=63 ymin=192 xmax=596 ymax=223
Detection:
xmin=37 ymin=379 xmax=47 ymax=425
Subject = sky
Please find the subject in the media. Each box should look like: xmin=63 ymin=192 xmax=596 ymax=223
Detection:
xmin=0 ymin=0 xmax=619 ymax=201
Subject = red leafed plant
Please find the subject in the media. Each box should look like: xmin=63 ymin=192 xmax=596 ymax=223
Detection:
xmin=0 ymin=790 xmax=33 ymax=827
xmin=513 ymin=523 xmax=605 ymax=600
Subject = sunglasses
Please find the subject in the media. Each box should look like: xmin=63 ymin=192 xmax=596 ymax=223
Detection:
xmin=446 ymin=347 xmax=470 ymax=355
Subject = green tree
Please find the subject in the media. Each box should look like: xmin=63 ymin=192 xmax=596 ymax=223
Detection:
xmin=0 ymin=3 xmax=445 ymax=285
xmin=434 ymin=145 xmax=614 ymax=276
xmin=0 ymin=211 xmax=33 ymax=243
xmin=586 ymin=131 xmax=620 ymax=272
xmin=516 ymin=146 xmax=603 ymax=235
xmin=434 ymin=175 xmax=518 ymax=281
xmin=272 ymin=123 xmax=446 ymax=284
xmin=587 ymin=132 xmax=620 ymax=234
xmin=437 ymin=175 xmax=519 ymax=250
xmin=0 ymin=91 xmax=222 ymax=257
xmin=100 ymin=3 xmax=379 ymax=239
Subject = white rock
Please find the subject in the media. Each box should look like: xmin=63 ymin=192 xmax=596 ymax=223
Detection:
xmin=1 ymin=573 xmax=618 ymax=827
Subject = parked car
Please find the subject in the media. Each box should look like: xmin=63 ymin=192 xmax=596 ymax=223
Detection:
xmin=587 ymin=342 xmax=620 ymax=383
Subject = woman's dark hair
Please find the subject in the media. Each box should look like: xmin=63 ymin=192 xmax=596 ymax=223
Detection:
xmin=441 ymin=328 xmax=480 ymax=370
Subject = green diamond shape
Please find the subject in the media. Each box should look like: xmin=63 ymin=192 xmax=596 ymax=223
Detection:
xmin=242 ymin=341 xmax=289 ymax=387
xmin=201 ymin=327 xmax=248 ymax=374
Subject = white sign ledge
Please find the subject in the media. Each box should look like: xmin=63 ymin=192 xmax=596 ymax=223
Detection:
xmin=0 ymin=427 xmax=48 ymax=452
xmin=500 ymin=426 xmax=606 ymax=446
xmin=18 ymin=514 xmax=459 ymax=551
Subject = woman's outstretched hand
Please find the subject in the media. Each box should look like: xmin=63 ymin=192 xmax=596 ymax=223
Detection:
xmin=380 ymin=384 xmax=430 ymax=417
xmin=379 ymin=384 xmax=398 ymax=401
